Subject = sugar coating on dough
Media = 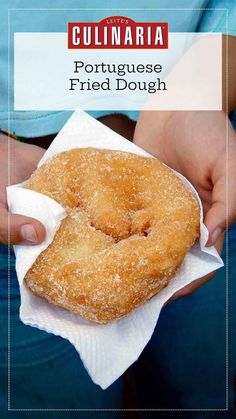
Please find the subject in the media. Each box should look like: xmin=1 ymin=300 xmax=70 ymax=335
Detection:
xmin=25 ymin=148 xmax=200 ymax=323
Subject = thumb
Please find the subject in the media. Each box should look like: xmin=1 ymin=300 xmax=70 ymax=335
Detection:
xmin=204 ymin=173 xmax=235 ymax=246
xmin=0 ymin=205 xmax=46 ymax=245
xmin=204 ymin=203 xmax=225 ymax=247
xmin=205 ymin=127 xmax=236 ymax=246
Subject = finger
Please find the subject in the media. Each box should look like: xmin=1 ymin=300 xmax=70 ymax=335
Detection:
xmin=205 ymin=125 xmax=236 ymax=246
xmin=166 ymin=274 xmax=215 ymax=304
xmin=166 ymin=232 xmax=224 ymax=303
xmin=204 ymin=175 xmax=226 ymax=246
xmin=0 ymin=205 xmax=46 ymax=245
xmin=205 ymin=171 xmax=236 ymax=246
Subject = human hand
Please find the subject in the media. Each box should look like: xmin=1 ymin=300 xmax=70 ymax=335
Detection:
xmin=0 ymin=135 xmax=46 ymax=245
xmin=134 ymin=110 xmax=236 ymax=245
xmin=134 ymin=110 xmax=236 ymax=298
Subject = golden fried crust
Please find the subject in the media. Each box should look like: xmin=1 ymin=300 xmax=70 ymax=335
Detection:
xmin=25 ymin=148 xmax=200 ymax=323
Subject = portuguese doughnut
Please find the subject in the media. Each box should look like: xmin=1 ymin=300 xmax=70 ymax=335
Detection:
xmin=25 ymin=148 xmax=200 ymax=323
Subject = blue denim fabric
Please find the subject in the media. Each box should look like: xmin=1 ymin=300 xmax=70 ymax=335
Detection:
xmin=131 ymin=222 xmax=236 ymax=417
xmin=0 ymin=245 xmax=123 ymax=415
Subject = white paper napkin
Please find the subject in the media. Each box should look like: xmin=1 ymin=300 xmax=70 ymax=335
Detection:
xmin=7 ymin=110 xmax=223 ymax=389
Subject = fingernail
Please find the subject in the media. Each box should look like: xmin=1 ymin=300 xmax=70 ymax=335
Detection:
xmin=211 ymin=227 xmax=223 ymax=245
xmin=20 ymin=224 xmax=38 ymax=243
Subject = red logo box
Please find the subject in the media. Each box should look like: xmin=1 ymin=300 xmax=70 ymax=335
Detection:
xmin=68 ymin=16 xmax=168 ymax=49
